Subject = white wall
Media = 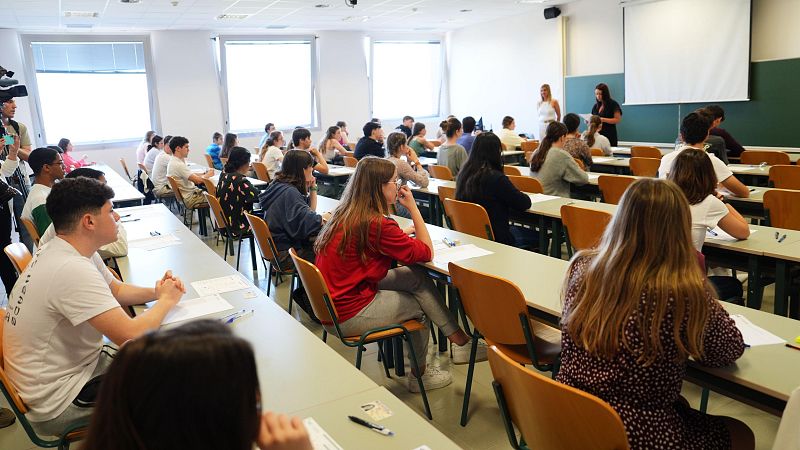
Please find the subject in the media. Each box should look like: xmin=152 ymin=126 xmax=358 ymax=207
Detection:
xmin=751 ymin=0 xmax=800 ymax=61
xmin=1 ymin=29 xmax=35 ymax=140
xmin=562 ymin=0 xmax=624 ymax=77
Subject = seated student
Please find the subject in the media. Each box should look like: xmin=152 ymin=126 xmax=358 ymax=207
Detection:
xmin=82 ymin=320 xmax=312 ymax=450
xmin=386 ymin=132 xmax=430 ymax=189
xmin=529 ymin=122 xmax=589 ymax=197
xmin=315 ymin=158 xmax=484 ymax=391
xmin=557 ymin=178 xmax=754 ymax=450
xmin=497 ymin=115 xmax=527 ymax=151
xmin=354 ymin=121 xmax=385 ymax=160
xmin=436 ymin=115 xmax=456 ymax=142
xmin=582 ymin=115 xmax=612 ymax=156
xmin=562 ymin=113 xmax=592 ymax=170
xmin=318 ymin=125 xmax=347 ymax=165
xmin=436 ymin=117 xmax=468 ymax=178
xmin=336 ymin=121 xmax=350 ymax=147
xmin=219 ymin=133 xmax=238 ymax=161
xmin=291 ymin=127 xmax=329 ymax=174
xmin=3 ymin=177 xmax=185 ymax=437
xmin=205 ymin=132 xmax=224 ymax=170
xmin=151 ymin=136 xmax=175 ymax=199
xmin=396 ymin=115 xmax=414 ymax=138
xmin=166 ymin=136 xmax=214 ymax=208
xmin=56 ymin=138 xmax=89 ymax=173
xmin=135 ymin=130 xmax=155 ymax=165
xmin=257 ymin=122 xmax=276 ymax=150
xmin=455 ymin=132 xmax=535 ymax=248
xmin=259 ymin=130 xmax=285 ymax=179
xmin=456 ymin=116 xmax=478 ymax=154
xmin=408 ymin=122 xmax=438 ymax=157
xmin=696 ymin=108 xmax=729 ymax=164
xmin=705 ymin=105 xmax=745 ymax=158
xmin=217 ymin=147 xmax=260 ymax=235
xmin=142 ymin=134 xmax=163 ymax=173
xmin=659 ymin=112 xmax=749 ymax=198
xmin=22 ymin=147 xmax=64 ymax=236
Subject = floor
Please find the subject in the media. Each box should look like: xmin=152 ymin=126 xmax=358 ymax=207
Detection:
xmin=0 ymin=210 xmax=783 ymax=450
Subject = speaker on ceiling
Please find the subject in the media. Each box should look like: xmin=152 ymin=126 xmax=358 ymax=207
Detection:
xmin=544 ymin=6 xmax=561 ymax=20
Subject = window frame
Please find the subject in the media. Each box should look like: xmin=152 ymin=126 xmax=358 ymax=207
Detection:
xmin=217 ymin=35 xmax=320 ymax=135
xmin=20 ymin=34 xmax=161 ymax=149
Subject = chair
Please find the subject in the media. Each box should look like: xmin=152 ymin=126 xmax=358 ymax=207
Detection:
xmin=630 ymin=145 xmax=662 ymax=159
xmin=119 ymin=157 xmax=134 ymax=184
xmin=449 ymin=263 xmax=561 ymax=426
xmin=764 ymin=189 xmax=800 ymax=231
xmin=444 ymin=198 xmax=494 ymax=240
xmin=167 ymin=176 xmax=210 ymax=235
xmin=4 ymin=243 xmax=31 ymax=275
xmin=773 ymin=386 xmax=800 ymax=450
xmin=629 ymin=157 xmax=660 ymax=177
xmin=437 ymin=185 xmax=456 ymax=229
xmin=508 ymin=175 xmax=543 ymax=194
xmin=20 ymin=218 xmax=41 ymax=247
xmin=204 ymin=154 xmax=216 ymax=169
xmin=521 ymin=140 xmax=539 ymax=153
xmin=341 ymin=149 xmax=355 ymax=158
xmin=204 ymin=192 xmax=256 ymax=271
xmin=740 ymin=150 xmax=790 ymax=166
xmin=428 ymin=165 xmax=454 ymax=181
xmin=137 ymin=162 xmax=149 ymax=175
xmin=503 ymin=165 xmax=522 ymax=176
xmin=220 ymin=157 xmax=228 ymax=166
xmin=343 ymin=156 xmax=358 ymax=168
xmin=251 ymin=162 xmax=270 ymax=182
xmin=590 ymin=148 xmax=604 ymax=156
xmin=769 ymin=165 xmax=800 ymax=189
xmin=201 ymin=178 xmax=217 ymax=197
xmin=348 ymin=142 xmax=358 ymax=150
xmin=598 ymin=175 xmax=637 ymax=205
xmin=245 ymin=213 xmax=299 ymax=304
xmin=0 ymin=307 xmax=88 ymax=449
xmin=561 ymin=205 xmax=612 ymax=256
xmin=487 ymin=346 xmax=629 ymax=450
xmin=289 ymin=248 xmax=434 ymax=419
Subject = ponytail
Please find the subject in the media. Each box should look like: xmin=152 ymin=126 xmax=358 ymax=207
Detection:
xmin=443 ymin=117 xmax=462 ymax=139
xmin=530 ymin=122 xmax=568 ymax=172
xmin=586 ymin=115 xmax=602 ymax=148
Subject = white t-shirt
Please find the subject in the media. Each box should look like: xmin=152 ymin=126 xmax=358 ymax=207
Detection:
xmin=143 ymin=147 xmax=159 ymax=172
xmin=689 ymin=194 xmax=729 ymax=251
xmin=582 ymin=131 xmax=612 ymax=156
xmin=166 ymin=156 xmax=198 ymax=199
xmin=659 ymin=145 xmax=733 ymax=183
xmin=262 ymin=146 xmax=284 ymax=179
xmin=498 ymin=128 xmax=525 ymax=151
xmin=3 ymin=236 xmax=118 ymax=422
xmin=21 ymin=184 xmax=51 ymax=234
xmin=135 ymin=140 xmax=149 ymax=164
xmin=151 ymin=151 xmax=171 ymax=190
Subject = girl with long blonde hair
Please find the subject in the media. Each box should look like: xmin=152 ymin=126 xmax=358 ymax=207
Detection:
xmin=556 ymin=178 xmax=753 ymax=450
xmin=537 ymin=83 xmax=561 ymax=140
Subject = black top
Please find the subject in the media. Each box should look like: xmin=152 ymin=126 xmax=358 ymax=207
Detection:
xmin=395 ymin=124 xmax=412 ymax=138
xmin=354 ymin=136 xmax=385 ymax=159
xmin=591 ymin=99 xmax=623 ymax=146
xmin=456 ymin=170 xmax=532 ymax=245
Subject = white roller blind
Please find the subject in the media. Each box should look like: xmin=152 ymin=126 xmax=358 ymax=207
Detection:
xmin=624 ymin=0 xmax=751 ymax=105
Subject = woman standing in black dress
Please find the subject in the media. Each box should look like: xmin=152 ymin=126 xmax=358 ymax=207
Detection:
xmin=591 ymin=83 xmax=623 ymax=146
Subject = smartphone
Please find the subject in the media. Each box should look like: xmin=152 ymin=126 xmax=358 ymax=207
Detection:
xmin=2 ymin=135 xmax=13 ymax=146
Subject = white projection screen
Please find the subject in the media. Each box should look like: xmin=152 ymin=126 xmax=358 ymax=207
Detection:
xmin=624 ymin=0 xmax=751 ymax=105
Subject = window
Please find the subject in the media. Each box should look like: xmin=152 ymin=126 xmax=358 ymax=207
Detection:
xmin=371 ymin=41 xmax=443 ymax=120
xmin=220 ymin=37 xmax=318 ymax=133
xmin=24 ymin=38 xmax=155 ymax=145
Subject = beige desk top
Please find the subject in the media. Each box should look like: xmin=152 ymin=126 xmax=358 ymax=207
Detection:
xmin=728 ymin=164 xmax=772 ymax=176
xmin=317 ymin=166 xmax=356 ymax=177
xmin=92 ymin=163 xmax=145 ymax=204
xmin=590 ymin=156 xmax=631 ymax=167
xmin=209 ymin=172 xmax=267 ymax=187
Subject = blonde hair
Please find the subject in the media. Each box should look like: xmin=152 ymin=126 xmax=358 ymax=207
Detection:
xmin=540 ymin=84 xmax=552 ymax=103
xmin=562 ymin=179 xmax=712 ymax=366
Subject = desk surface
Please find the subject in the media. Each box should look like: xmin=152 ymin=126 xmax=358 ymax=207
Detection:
xmin=728 ymin=164 xmax=773 ymax=176
xmin=92 ymin=163 xmax=145 ymax=204
xmin=316 ymin=166 xmax=355 ymax=178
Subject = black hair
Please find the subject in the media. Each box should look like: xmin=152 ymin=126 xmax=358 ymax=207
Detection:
xmin=563 ymin=113 xmax=581 ymax=133
xmin=57 ymin=138 xmax=71 ymax=153
xmin=402 ymin=115 xmax=414 ymax=122
xmin=265 ymin=122 xmax=275 ymax=133
xmin=46 ymin=177 xmax=114 ymax=233
xmin=224 ymin=147 xmax=252 ymax=173
xmin=66 ymin=167 xmax=105 ymax=180
xmin=163 ymin=135 xmax=173 ymax=149
xmin=595 ymin=83 xmax=612 ymax=108
xmin=29 ymin=147 xmax=60 ymax=176
xmin=266 ymin=130 xmax=283 ymax=147
xmin=362 ymin=121 xmax=382 ymax=138
xmin=170 ymin=136 xmax=189 ymax=150
xmin=336 ymin=121 xmax=347 ymax=128
xmin=221 ymin=133 xmax=238 ymax=159
xmin=212 ymin=132 xmax=222 ymax=141
xmin=680 ymin=112 xmax=711 ymax=145
xmin=455 ymin=132 xmax=503 ymax=202
xmin=530 ymin=122 xmax=568 ymax=172
xmin=292 ymin=128 xmax=311 ymax=147
xmin=462 ymin=116 xmax=476 ymax=133
xmin=276 ymin=149 xmax=313 ymax=196
xmin=147 ymin=135 xmax=163 ymax=152
xmin=411 ymin=122 xmax=426 ymax=138
xmin=704 ymin=105 xmax=725 ymax=122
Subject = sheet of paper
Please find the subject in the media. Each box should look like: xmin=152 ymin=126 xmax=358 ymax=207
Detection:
xmin=360 ymin=400 xmax=393 ymax=421
xmin=162 ymin=294 xmax=234 ymax=325
xmin=579 ymin=113 xmax=592 ymax=122
xmin=327 ymin=167 xmax=354 ymax=175
xmin=587 ymin=173 xmax=600 ymax=182
xmin=117 ymin=206 xmax=165 ymax=219
xmin=731 ymin=314 xmax=785 ymax=346
xmin=528 ymin=193 xmax=561 ymax=204
xmin=433 ymin=244 xmax=493 ymax=266
xmin=706 ymin=227 xmax=757 ymax=242
xmin=191 ymin=275 xmax=250 ymax=296
xmin=592 ymin=156 xmax=616 ymax=163
xmin=304 ymin=417 xmax=344 ymax=450
xmin=128 ymin=233 xmax=181 ymax=251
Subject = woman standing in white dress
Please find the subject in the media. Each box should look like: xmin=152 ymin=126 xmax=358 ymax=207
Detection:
xmin=537 ymin=84 xmax=561 ymax=140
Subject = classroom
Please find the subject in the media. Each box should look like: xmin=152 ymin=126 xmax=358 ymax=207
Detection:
xmin=1 ymin=0 xmax=799 ymax=449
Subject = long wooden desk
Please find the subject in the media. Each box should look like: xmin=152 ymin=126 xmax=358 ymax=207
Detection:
xmin=92 ymin=163 xmax=145 ymax=207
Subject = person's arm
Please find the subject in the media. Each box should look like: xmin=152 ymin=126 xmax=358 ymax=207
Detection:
xmin=696 ymin=295 xmax=745 ymax=368
xmin=396 ymin=185 xmax=433 ymax=255
xmin=403 ymin=154 xmax=430 ymax=188
xmin=496 ymin=174 xmax=532 ymax=212
xmin=552 ymin=99 xmax=561 ymax=122
xmin=109 ymin=270 xmax=184 ymax=306
xmin=720 ymin=175 xmax=749 ymax=198
xmin=717 ymin=204 xmax=750 ymax=240
xmin=188 ymin=168 xmax=214 ymax=185
xmin=256 ymin=412 xmax=312 ymax=450
xmin=562 ymin=153 xmax=590 ymax=185
xmin=309 ymin=147 xmax=329 ymax=174
xmin=332 ymin=140 xmax=346 ymax=154
xmin=308 ymin=179 xmax=318 ymax=212
xmin=0 ymin=136 xmax=19 ymax=177
xmin=602 ymin=110 xmax=622 ymax=125
xmin=419 ymin=137 xmax=436 ymax=150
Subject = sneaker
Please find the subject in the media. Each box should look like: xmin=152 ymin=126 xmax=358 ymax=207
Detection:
xmin=407 ymin=366 xmax=453 ymax=393
xmin=451 ymin=339 xmax=488 ymax=365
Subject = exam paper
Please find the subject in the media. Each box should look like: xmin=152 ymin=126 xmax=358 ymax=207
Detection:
xmin=528 ymin=193 xmax=561 ymax=204
xmin=731 ymin=314 xmax=785 ymax=347
xmin=304 ymin=417 xmax=344 ymax=450
xmin=327 ymin=167 xmax=354 ymax=175
xmin=592 ymin=156 xmax=616 ymax=163
xmin=191 ymin=275 xmax=250 ymax=296
xmin=706 ymin=227 xmax=757 ymax=242
xmin=433 ymin=244 xmax=493 ymax=266
xmin=162 ymin=294 xmax=234 ymax=325
xmin=587 ymin=173 xmax=601 ymax=182
xmin=128 ymin=233 xmax=181 ymax=251
xmin=579 ymin=113 xmax=592 ymax=122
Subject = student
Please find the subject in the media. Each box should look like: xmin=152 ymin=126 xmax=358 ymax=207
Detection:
xmin=557 ymin=178 xmax=753 ymax=450
xmin=456 ymin=116 xmax=478 ymax=154
xmin=396 ymin=115 xmax=414 ymax=138
xmin=217 ymin=147 xmax=260 ymax=235
xmin=21 ymin=147 xmax=64 ymax=236
xmin=291 ymin=128 xmax=329 ymax=174
xmin=260 ymin=130 xmax=285 ymax=179
xmin=529 ymin=122 xmax=588 ymax=197
xmin=408 ymin=122 xmax=437 ymax=157
xmin=166 ymin=136 xmax=214 ymax=208
xmin=318 ymin=125 xmax=346 ymax=165
xmin=219 ymin=132 xmax=238 ymax=160
xmin=82 ymin=320 xmax=312 ymax=450
xmin=336 ymin=121 xmax=350 ymax=147
xmin=151 ymin=136 xmax=175 ymax=199
xmin=455 ymin=132 xmax=535 ymax=248
xmin=497 ymin=116 xmax=527 ymax=151
xmin=705 ymin=105 xmax=745 ymax=158
xmin=436 ymin=115 xmax=456 ymax=142
xmin=675 ymin=109 xmax=728 ymax=164
xmin=314 ymin=157 xmax=483 ymax=392
xmin=562 ymin=113 xmax=592 ymax=170
xmin=582 ymin=115 xmax=612 ymax=156
xmin=56 ymin=138 xmax=89 ymax=172
xmin=386 ymin=132 xmax=429 ymax=189
xmin=4 ymin=177 xmax=185 ymax=436
xmin=142 ymin=134 xmax=164 ymax=173
xmin=436 ymin=117 xmax=468 ymax=178
xmin=591 ymin=83 xmax=623 ymax=146
xmin=537 ymin=83 xmax=561 ymax=140
xmin=205 ymin=132 xmax=224 ymax=170
xmin=354 ymin=121 xmax=385 ymax=160
xmin=135 ymin=130 xmax=155 ymax=164
xmin=0 ymin=133 xmax=20 ymax=296
xmin=659 ymin=112 xmax=749 ymax=198
xmin=257 ymin=122 xmax=276 ymax=149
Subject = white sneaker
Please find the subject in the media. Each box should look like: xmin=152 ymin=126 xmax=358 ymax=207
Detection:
xmin=407 ymin=366 xmax=453 ymax=393
xmin=451 ymin=339 xmax=488 ymax=365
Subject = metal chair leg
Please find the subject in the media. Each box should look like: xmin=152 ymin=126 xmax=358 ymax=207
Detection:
xmin=377 ymin=345 xmax=391 ymax=378
xmin=460 ymin=333 xmax=480 ymax=426
xmin=236 ymin=237 xmax=243 ymax=270
xmin=355 ymin=346 xmax=364 ymax=370
xmin=699 ymin=387 xmax=710 ymax=412
xmin=405 ymin=334 xmax=433 ymax=420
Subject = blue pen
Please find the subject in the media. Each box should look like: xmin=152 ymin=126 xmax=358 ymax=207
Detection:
xmin=707 ymin=228 xmax=718 ymax=237
xmin=220 ymin=309 xmax=246 ymax=322
xmin=778 ymin=234 xmax=787 ymax=243
xmin=227 ymin=309 xmax=254 ymax=324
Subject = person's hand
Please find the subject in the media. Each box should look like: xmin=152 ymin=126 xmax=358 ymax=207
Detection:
xmin=5 ymin=137 xmax=19 ymax=159
xmin=406 ymin=149 xmax=420 ymax=165
xmin=321 ymin=211 xmax=332 ymax=223
xmin=309 ymin=147 xmax=321 ymax=158
xmin=306 ymin=176 xmax=317 ymax=190
xmin=403 ymin=225 xmax=415 ymax=235
xmin=160 ymin=270 xmax=185 ymax=292
xmin=154 ymin=277 xmax=184 ymax=307
xmin=397 ymin=185 xmax=418 ymax=211
xmin=205 ymin=168 xmax=215 ymax=178
xmin=256 ymin=412 xmax=312 ymax=450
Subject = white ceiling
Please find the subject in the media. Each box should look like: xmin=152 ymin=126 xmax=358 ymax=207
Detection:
xmin=3 ymin=0 xmax=576 ymax=32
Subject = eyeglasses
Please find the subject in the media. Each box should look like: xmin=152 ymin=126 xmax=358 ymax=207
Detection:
xmin=388 ymin=178 xmax=402 ymax=189
xmin=48 ymin=161 xmax=65 ymax=168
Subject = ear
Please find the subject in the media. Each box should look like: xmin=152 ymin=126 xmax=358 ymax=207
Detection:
xmin=80 ymin=212 xmax=97 ymax=231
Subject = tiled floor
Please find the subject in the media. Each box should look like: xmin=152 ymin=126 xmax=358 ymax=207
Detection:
xmin=0 ymin=212 xmax=783 ymax=450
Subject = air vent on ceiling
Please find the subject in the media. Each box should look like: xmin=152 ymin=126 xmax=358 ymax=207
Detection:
xmin=265 ymin=24 xmax=289 ymax=29
xmin=66 ymin=24 xmax=95 ymax=28
xmin=119 ymin=0 xmax=141 ymax=4
xmin=216 ymin=14 xmax=250 ymax=20
xmin=63 ymin=11 xmax=99 ymax=18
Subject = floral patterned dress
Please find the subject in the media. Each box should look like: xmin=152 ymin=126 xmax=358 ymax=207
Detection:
xmin=216 ymin=172 xmax=260 ymax=234
xmin=556 ymin=256 xmax=745 ymax=450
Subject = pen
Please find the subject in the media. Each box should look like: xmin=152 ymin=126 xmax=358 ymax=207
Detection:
xmin=442 ymin=237 xmax=456 ymax=247
xmin=778 ymin=234 xmax=787 ymax=243
xmin=775 ymin=232 xmax=779 ymax=240
xmin=785 ymin=342 xmax=800 ymax=351
xmin=120 ymin=214 xmax=132 ymax=218
xmin=347 ymin=416 xmax=394 ymax=436
xmin=706 ymin=228 xmax=718 ymax=237
xmin=121 ymin=218 xmax=140 ymax=223
xmin=220 ymin=309 xmax=246 ymax=322
xmin=227 ymin=309 xmax=254 ymax=324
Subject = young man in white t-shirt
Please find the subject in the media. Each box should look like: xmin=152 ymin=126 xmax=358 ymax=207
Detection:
xmin=21 ymin=147 xmax=64 ymax=236
xmin=151 ymin=136 xmax=174 ymax=198
xmin=3 ymin=177 xmax=185 ymax=436
xmin=166 ymin=136 xmax=214 ymax=208
xmin=658 ymin=112 xmax=749 ymax=198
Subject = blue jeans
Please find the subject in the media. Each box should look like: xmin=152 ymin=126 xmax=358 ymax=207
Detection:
xmin=510 ymin=225 xmax=539 ymax=250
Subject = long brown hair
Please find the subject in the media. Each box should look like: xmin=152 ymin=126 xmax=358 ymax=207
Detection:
xmin=275 ymin=149 xmax=313 ymax=195
xmin=314 ymin=157 xmax=396 ymax=263
xmin=667 ymin=148 xmax=717 ymax=205
xmin=586 ymin=115 xmax=602 ymax=148
xmin=385 ymin=131 xmax=407 ymax=157
xmin=562 ymin=179 xmax=712 ymax=366
xmin=529 ymin=121 xmax=568 ymax=172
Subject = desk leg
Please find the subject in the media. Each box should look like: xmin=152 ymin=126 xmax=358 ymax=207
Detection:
xmin=550 ymin=219 xmax=563 ymax=259
xmin=438 ymin=280 xmax=448 ymax=352
xmin=538 ymin=215 xmax=548 ymax=255
xmin=394 ymin=336 xmax=405 ymax=377
xmin=746 ymin=256 xmax=763 ymax=310
xmin=774 ymin=259 xmax=789 ymax=316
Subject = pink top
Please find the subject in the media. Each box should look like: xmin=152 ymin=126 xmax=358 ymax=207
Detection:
xmin=61 ymin=152 xmax=88 ymax=173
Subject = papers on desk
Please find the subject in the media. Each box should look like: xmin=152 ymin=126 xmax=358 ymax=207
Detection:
xmin=304 ymin=417 xmax=344 ymax=450
xmin=327 ymin=167 xmax=354 ymax=176
xmin=191 ymin=275 xmax=250 ymax=296
xmin=528 ymin=193 xmax=561 ymax=204
xmin=432 ymin=241 xmax=493 ymax=266
xmin=128 ymin=233 xmax=181 ymax=251
xmin=706 ymin=227 xmax=757 ymax=242
xmin=587 ymin=173 xmax=601 ymax=182
xmin=592 ymin=156 xmax=616 ymax=163
xmin=731 ymin=314 xmax=785 ymax=347
xmin=162 ymin=294 xmax=234 ymax=325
